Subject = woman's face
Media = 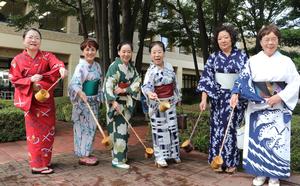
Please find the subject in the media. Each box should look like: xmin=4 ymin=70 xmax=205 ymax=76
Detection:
xmin=260 ymin=32 xmax=278 ymax=57
xmin=217 ymin=30 xmax=232 ymax=53
xmin=118 ymin=44 xmax=132 ymax=64
xmin=23 ymin=30 xmax=41 ymax=51
xmin=82 ymin=46 xmax=97 ymax=63
xmin=150 ymin=44 xmax=165 ymax=67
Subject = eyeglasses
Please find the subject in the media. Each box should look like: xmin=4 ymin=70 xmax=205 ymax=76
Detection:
xmin=25 ymin=36 xmax=41 ymax=40
xmin=262 ymin=37 xmax=278 ymax=43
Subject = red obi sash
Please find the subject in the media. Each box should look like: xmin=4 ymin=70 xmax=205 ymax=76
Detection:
xmin=118 ymin=82 xmax=130 ymax=96
xmin=154 ymin=83 xmax=174 ymax=98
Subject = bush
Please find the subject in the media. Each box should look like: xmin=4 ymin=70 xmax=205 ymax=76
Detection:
xmin=0 ymin=99 xmax=14 ymax=109
xmin=0 ymin=107 xmax=25 ymax=142
xmin=55 ymin=97 xmax=72 ymax=121
xmin=291 ymin=115 xmax=300 ymax=172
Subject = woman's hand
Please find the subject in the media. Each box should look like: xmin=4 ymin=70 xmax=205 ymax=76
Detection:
xmin=78 ymin=91 xmax=87 ymax=103
xmin=59 ymin=67 xmax=68 ymax=79
xmin=112 ymin=101 xmax=120 ymax=113
xmin=147 ymin=92 xmax=158 ymax=100
xmin=114 ymin=87 xmax=126 ymax=95
xmin=30 ymin=74 xmax=43 ymax=82
xmin=199 ymin=100 xmax=207 ymax=111
xmin=266 ymin=94 xmax=282 ymax=107
xmin=230 ymin=94 xmax=239 ymax=108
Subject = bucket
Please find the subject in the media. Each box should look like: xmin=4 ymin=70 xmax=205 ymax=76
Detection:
xmin=34 ymin=89 xmax=50 ymax=102
xmin=211 ymin=156 xmax=223 ymax=169
xmin=144 ymin=148 xmax=154 ymax=158
xmin=181 ymin=139 xmax=194 ymax=153
xmin=101 ymin=137 xmax=113 ymax=150
xmin=159 ymin=101 xmax=170 ymax=112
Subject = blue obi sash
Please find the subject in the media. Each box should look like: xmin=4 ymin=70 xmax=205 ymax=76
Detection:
xmin=82 ymin=80 xmax=99 ymax=96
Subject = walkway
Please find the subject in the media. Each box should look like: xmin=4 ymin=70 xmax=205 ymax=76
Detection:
xmin=0 ymin=119 xmax=299 ymax=186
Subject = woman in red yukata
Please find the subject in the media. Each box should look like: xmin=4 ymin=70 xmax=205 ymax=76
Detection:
xmin=9 ymin=28 xmax=68 ymax=174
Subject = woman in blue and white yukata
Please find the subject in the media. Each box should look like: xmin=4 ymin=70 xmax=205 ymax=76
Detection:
xmin=197 ymin=24 xmax=248 ymax=173
xmin=230 ymin=24 xmax=300 ymax=186
xmin=142 ymin=41 xmax=181 ymax=168
xmin=68 ymin=39 xmax=103 ymax=166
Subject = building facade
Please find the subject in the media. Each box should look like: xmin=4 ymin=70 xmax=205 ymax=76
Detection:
xmin=0 ymin=0 xmax=203 ymax=99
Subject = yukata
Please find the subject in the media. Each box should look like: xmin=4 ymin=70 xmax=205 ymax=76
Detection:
xmin=142 ymin=62 xmax=181 ymax=162
xmin=232 ymin=51 xmax=300 ymax=178
xmin=68 ymin=58 xmax=103 ymax=157
xmin=196 ymin=48 xmax=248 ymax=168
xmin=104 ymin=57 xmax=141 ymax=164
xmin=9 ymin=50 xmax=64 ymax=168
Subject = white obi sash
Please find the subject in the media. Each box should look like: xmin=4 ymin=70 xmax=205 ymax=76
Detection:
xmin=215 ymin=73 xmax=239 ymax=90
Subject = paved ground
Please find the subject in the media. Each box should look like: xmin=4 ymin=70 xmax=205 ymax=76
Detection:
xmin=0 ymin=119 xmax=299 ymax=186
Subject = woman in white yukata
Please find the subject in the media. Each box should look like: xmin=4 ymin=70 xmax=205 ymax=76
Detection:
xmin=142 ymin=41 xmax=181 ymax=168
xmin=230 ymin=24 xmax=300 ymax=186
xmin=68 ymin=39 xmax=103 ymax=166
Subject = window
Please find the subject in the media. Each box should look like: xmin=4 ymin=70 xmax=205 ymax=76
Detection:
xmin=0 ymin=57 xmax=13 ymax=99
xmin=39 ymin=11 xmax=67 ymax=33
xmin=183 ymin=74 xmax=197 ymax=89
xmin=0 ymin=0 xmax=26 ymax=23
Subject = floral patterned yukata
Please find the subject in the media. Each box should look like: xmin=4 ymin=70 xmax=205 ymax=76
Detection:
xmin=196 ymin=48 xmax=248 ymax=168
xmin=142 ymin=62 xmax=181 ymax=162
xmin=232 ymin=51 xmax=300 ymax=178
xmin=68 ymin=58 xmax=103 ymax=157
xmin=104 ymin=57 xmax=141 ymax=164
xmin=9 ymin=50 xmax=64 ymax=168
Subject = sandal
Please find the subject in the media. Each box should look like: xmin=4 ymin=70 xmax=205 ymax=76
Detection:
xmin=213 ymin=167 xmax=223 ymax=173
xmin=225 ymin=167 xmax=237 ymax=174
xmin=31 ymin=167 xmax=54 ymax=174
xmin=79 ymin=157 xmax=99 ymax=166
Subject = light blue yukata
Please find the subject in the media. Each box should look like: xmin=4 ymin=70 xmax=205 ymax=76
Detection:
xmin=142 ymin=62 xmax=181 ymax=162
xmin=232 ymin=51 xmax=300 ymax=178
xmin=196 ymin=48 xmax=248 ymax=168
xmin=68 ymin=58 xmax=103 ymax=157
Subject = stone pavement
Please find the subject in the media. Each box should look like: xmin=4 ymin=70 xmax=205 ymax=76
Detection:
xmin=0 ymin=120 xmax=299 ymax=186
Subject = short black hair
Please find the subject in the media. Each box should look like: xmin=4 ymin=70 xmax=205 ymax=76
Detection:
xmin=80 ymin=39 xmax=99 ymax=51
xmin=149 ymin=41 xmax=166 ymax=53
xmin=213 ymin=23 xmax=238 ymax=51
xmin=23 ymin=28 xmax=42 ymax=39
xmin=117 ymin=41 xmax=133 ymax=51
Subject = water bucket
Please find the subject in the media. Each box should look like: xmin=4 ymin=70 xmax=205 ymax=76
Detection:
xmin=144 ymin=148 xmax=154 ymax=158
xmin=211 ymin=155 xmax=223 ymax=169
xmin=181 ymin=139 xmax=194 ymax=153
xmin=34 ymin=89 xmax=50 ymax=102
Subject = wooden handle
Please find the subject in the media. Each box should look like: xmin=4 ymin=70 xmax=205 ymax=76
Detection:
xmin=189 ymin=111 xmax=203 ymax=141
xmin=119 ymin=112 xmax=147 ymax=150
xmin=84 ymin=100 xmax=106 ymax=138
xmin=218 ymin=107 xmax=235 ymax=156
xmin=47 ymin=77 xmax=62 ymax=91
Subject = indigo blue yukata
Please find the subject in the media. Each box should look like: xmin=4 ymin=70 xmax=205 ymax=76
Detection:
xmin=104 ymin=57 xmax=141 ymax=164
xmin=232 ymin=51 xmax=300 ymax=178
xmin=142 ymin=62 xmax=181 ymax=162
xmin=68 ymin=58 xmax=103 ymax=157
xmin=196 ymin=48 xmax=248 ymax=168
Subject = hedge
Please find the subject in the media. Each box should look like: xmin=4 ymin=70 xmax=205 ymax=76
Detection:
xmin=0 ymin=106 xmax=25 ymax=142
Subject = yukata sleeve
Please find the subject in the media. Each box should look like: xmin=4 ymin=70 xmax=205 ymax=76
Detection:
xmin=9 ymin=59 xmax=31 ymax=96
xmin=196 ymin=55 xmax=218 ymax=99
xmin=104 ymin=63 xmax=119 ymax=102
xmin=141 ymin=69 xmax=158 ymax=116
xmin=43 ymin=52 xmax=64 ymax=82
xmin=231 ymin=61 xmax=264 ymax=103
xmin=277 ymin=59 xmax=300 ymax=110
xmin=68 ymin=64 xmax=85 ymax=104
xmin=125 ymin=67 xmax=141 ymax=101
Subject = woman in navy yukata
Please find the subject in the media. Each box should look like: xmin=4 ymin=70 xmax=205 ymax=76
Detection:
xmin=197 ymin=24 xmax=248 ymax=173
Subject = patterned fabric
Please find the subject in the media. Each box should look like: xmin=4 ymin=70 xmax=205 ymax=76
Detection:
xmin=68 ymin=58 xmax=103 ymax=157
xmin=142 ymin=62 xmax=181 ymax=161
xmin=196 ymin=48 xmax=248 ymax=168
xmin=9 ymin=50 xmax=64 ymax=168
xmin=104 ymin=57 xmax=141 ymax=163
xmin=232 ymin=51 xmax=300 ymax=178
